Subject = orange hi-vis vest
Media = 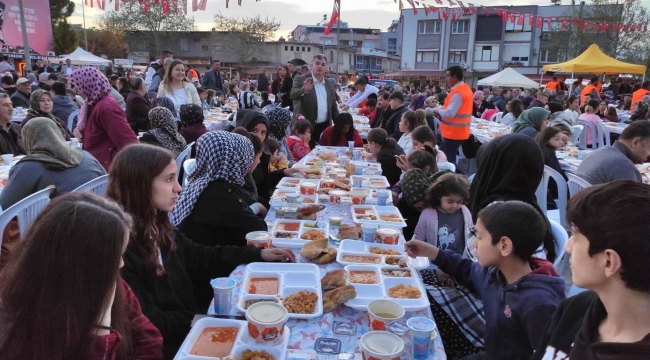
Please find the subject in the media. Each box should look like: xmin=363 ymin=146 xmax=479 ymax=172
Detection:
xmin=631 ymin=88 xmax=650 ymax=111
xmin=581 ymin=84 xmax=597 ymax=105
xmin=441 ymin=83 xmax=473 ymax=140
xmin=546 ymin=81 xmax=559 ymax=91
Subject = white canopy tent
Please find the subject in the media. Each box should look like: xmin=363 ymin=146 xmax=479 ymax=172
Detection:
xmin=59 ymin=47 xmax=110 ymax=66
xmin=477 ymin=67 xmax=540 ymax=88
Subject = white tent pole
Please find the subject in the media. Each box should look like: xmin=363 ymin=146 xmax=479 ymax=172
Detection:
xmin=643 ymin=74 xmax=646 ymax=82
xmin=569 ymin=72 xmax=574 ymax=93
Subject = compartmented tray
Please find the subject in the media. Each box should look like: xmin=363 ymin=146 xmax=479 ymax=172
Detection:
xmin=269 ymin=189 xmax=319 ymax=207
xmin=174 ymin=317 xmax=289 ymax=360
xmin=349 ymin=187 xmax=393 ymax=205
xmin=336 ymin=240 xmax=430 ymax=270
xmin=237 ymin=263 xmax=323 ymax=319
xmin=271 ymin=220 xmax=329 ymax=248
xmin=275 ymin=177 xmax=303 ymax=190
xmin=340 ymin=264 xmax=429 ymax=311
xmin=350 ymin=175 xmax=391 ymax=189
xmin=350 ymin=205 xmax=407 ymax=228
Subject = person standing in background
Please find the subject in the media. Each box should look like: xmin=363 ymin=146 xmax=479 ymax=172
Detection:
xmin=581 ymin=76 xmax=601 ymax=105
xmin=631 ymin=81 xmax=650 ymax=112
xmin=105 ymin=61 xmax=114 ymax=77
xmin=145 ymin=49 xmax=173 ymax=88
xmin=340 ymin=76 xmax=379 ymax=112
xmin=257 ymin=72 xmax=269 ymax=94
xmin=280 ymin=60 xmax=298 ymax=110
xmin=201 ymin=60 xmax=224 ymax=93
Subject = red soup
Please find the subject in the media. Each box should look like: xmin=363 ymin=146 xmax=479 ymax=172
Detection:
xmin=190 ymin=327 xmax=238 ymax=357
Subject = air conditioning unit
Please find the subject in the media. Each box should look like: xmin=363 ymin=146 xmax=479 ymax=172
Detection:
xmin=459 ymin=62 xmax=468 ymax=70
xmin=542 ymin=33 xmax=552 ymax=40
xmin=47 ymin=51 xmax=56 ymax=56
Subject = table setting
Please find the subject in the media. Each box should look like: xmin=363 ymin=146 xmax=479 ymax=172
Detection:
xmin=470 ymin=118 xmax=510 ymax=144
xmin=0 ymin=154 xmax=24 ymax=195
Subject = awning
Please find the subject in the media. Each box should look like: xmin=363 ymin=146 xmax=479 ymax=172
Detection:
xmin=542 ymin=44 xmax=646 ymax=75
xmin=2 ymin=53 xmax=55 ymax=60
xmin=59 ymin=47 xmax=111 ymax=66
xmin=383 ymin=70 xmax=447 ymax=77
xmin=477 ymin=67 xmax=540 ymax=88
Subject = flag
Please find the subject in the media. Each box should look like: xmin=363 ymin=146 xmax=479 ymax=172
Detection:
xmin=442 ymin=8 xmax=450 ymax=20
xmin=324 ymin=0 xmax=340 ymax=35
xmin=406 ymin=0 xmax=418 ymax=14
xmin=448 ymin=0 xmax=456 ymax=6
xmin=197 ymin=0 xmax=206 ymax=9
xmin=458 ymin=1 xmax=466 ymax=11
xmin=509 ymin=12 xmax=515 ymax=23
xmin=529 ymin=14 xmax=534 ymax=26
xmin=143 ymin=0 xmax=149 ymax=12
xmin=162 ymin=0 xmax=169 ymax=13
xmin=482 ymin=5 xmax=489 ymax=17
xmin=561 ymin=18 xmax=568 ymax=29
xmin=424 ymin=5 xmax=430 ymax=15
xmin=517 ymin=13 xmax=524 ymax=25
xmin=547 ymin=17 xmax=552 ymax=30
xmin=536 ymin=16 xmax=543 ymax=28
xmin=469 ymin=3 xmax=476 ymax=14
xmin=580 ymin=21 xmax=588 ymax=31
xmin=435 ymin=0 xmax=443 ymax=4
xmin=192 ymin=0 xmax=196 ymax=11
xmin=501 ymin=10 xmax=509 ymax=22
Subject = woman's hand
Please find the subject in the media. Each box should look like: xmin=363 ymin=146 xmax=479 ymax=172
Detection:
xmin=261 ymin=248 xmax=296 ymax=263
xmin=73 ymin=127 xmax=84 ymax=142
xmin=283 ymin=168 xmax=303 ymax=177
xmin=395 ymin=154 xmax=410 ymax=172
xmin=404 ymin=240 xmax=439 ymax=260
xmin=435 ymin=269 xmax=455 ymax=288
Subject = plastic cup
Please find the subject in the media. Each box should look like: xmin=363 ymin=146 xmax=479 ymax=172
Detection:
xmin=211 ymin=277 xmax=236 ymax=315
xmin=355 ymin=164 xmax=366 ymax=176
xmin=362 ymin=223 xmax=377 ymax=242
xmin=300 ymin=182 xmax=317 ymax=195
xmin=352 ymin=176 xmax=363 ymax=188
xmin=1 ymin=154 xmax=13 ymax=164
xmin=348 ymin=140 xmax=355 ymax=150
xmin=245 ymin=302 xmax=289 ymax=345
xmin=407 ymin=317 xmax=438 ymax=360
xmin=353 ymin=149 xmax=361 ymax=160
xmin=360 ymin=331 xmax=405 ymax=360
xmin=329 ymin=216 xmax=342 ymax=227
xmin=376 ymin=190 xmax=389 ymax=206
xmin=339 ymin=156 xmax=348 ymax=169
xmin=375 ymin=227 xmax=400 ymax=245
xmin=578 ymin=150 xmax=586 ymax=160
xmin=245 ymin=231 xmax=273 ymax=248
xmin=368 ymin=300 xmax=405 ymax=331
xmin=285 ymin=193 xmax=301 ymax=204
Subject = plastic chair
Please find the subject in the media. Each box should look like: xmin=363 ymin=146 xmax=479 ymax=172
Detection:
xmin=67 ymin=109 xmax=80 ymax=132
xmin=456 ymin=146 xmax=475 ymax=174
xmin=175 ymin=142 xmax=194 ymax=180
xmin=72 ymin=174 xmax=109 ymax=197
xmin=182 ymin=159 xmax=197 ymax=187
xmin=488 ymin=112 xmax=503 ymax=122
xmin=433 ymin=117 xmax=441 ymax=136
xmin=570 ymin=125 xmax=583 ymax=146
xmin=468 ymin=173 xmax=475 ymax=183
xmin=596 ymin=122 xmax=611 ymax=147
xmin=0 ymin=187 xmax=55 ymax=260
xmin=549 ymin=218 xmax=569 ymax=272
xmin=577 ymin=120 xmax=599 ymax=149
xmin=539 ymin=166 xmax=569 ymax=229
xmin=437 ymin=162 xmax=456 ymax=172
xmin=566 ymin=172 xmax=592 ymax=197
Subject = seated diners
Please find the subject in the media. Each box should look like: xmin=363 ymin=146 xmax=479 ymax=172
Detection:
xmin=178 ymin=104 xmax=208 ymax=154
xmin=21 ymin=89 xmax=72 ymax=140
xmin=533 ymin=181 xmax=650 ymax=360
xmin=0 ymin=192 xmax=163 ymax=360
xmin=140 ymin=107 xmax=187 ymax=157
xmin=406 ymin=201 xmax=565 ymax=360
xmin=576 ymin=120 xmax=650 ymax=185
xmin=410 ymin=125 xmax=448 ymax=162
xmin=0 ymin=92 xmax=25 ymax=155
xmin=318 ymin=113 xmax=363 ymax=147
xmin=366 ymin=128 xmax=405 ymax=186
xmin=577 ymin=99 xmax=601 ymax=147
xmin=0 ymin=118 xmax=105 ymax=209
xmin=107 ymin=144 xmax=295 ymax=358
xmin=396 ymin=109 xmax=428 ymax=156
xmin=174 ymin=130 xmax=268 ymax=247
xmin=512 ymin=107 xmax=551 ymax=139
xmin=125 ymin=77 xmax=153 ymax=133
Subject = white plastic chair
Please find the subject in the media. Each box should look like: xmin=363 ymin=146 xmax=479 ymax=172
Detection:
xmin=570 ymin=125 xmax=584 ymax=146
xmin=577 ymin=120 xmax=599 ymax=149
xmin=182 ymin=159 xmax=197 ymax=187
xmin=437 ymin=162 xmax=456 ymax=172
xmin=67 ymin=109 xmax=80 ymax=132
xmin=566 ymin=172 xmax=592 ymax=197
xmin=175 ymin=142 xmax=194 ymax=181
xmin=488 ymin=112 xmax=503 ymax=122
xmin=535 ymin=166 xmax=569 ymax=229
xmin=0 ymin=187 xmax=55 ymax=260
xmin=72 ymin=174 xmax=109 ymax=197
xmin=468 ymin=173 xmax=475 ymax=183
xmin=549 ymin=218 xmax=569 ymax=272
xmin=596 ymin=122 xmax=611 ymax=147
xmin=433 ymin=117 xmax=441 ymax=136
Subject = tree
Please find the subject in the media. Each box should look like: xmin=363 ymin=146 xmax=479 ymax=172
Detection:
xmin=213 ymin=13 xmax=281 ymax=64
xmin=100 ymin=0 xmax=195 ymax=56
xmin=50 ymin=0 xmax=75 ymax=28
xmin=78 ymin=19 xmax=128 ymax=60
xmin=53 ymin=19 xmax=79 ymax=55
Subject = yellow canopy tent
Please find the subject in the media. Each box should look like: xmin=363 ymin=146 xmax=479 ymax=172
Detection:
xmin=542 ymin=44 xmax=646 ymax=75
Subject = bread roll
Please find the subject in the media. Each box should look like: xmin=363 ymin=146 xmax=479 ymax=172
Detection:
xmin=323 ymin=285 xmax=357 ymax=313
xmin=312 ymin=247 xmax=337 ymax=265
xmin=300 ymin=239 xmax=328 ymax=260
xmin=321 ymin=269 xmax=347 ymax=290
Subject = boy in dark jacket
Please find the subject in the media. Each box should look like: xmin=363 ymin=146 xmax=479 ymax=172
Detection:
xmin=532 ymin=181 xmax=650 ymax=360
xmin=406 ymin=201 xmax=565 ymax=360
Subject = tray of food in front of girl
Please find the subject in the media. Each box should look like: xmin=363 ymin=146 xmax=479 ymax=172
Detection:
xmin=351 ymin=205 xmax=407 ymax=228
xmin=270 ymin=220 xmax=329 ymax=248
xmin=349 ymin=175 xmax=391 ymax=189
xmin=236 ymin=263 xmax=323 ymax=319
xmin=320 ymin=265 xmax=429 ymax=312
xmin=174 ymin=317 xmax=289 ymax=360
xmin=335 ymin=240 xmax=430 ymax=270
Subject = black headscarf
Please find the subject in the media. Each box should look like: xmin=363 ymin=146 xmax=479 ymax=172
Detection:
xmin=469 ymin=133 xmax=556 ymax=262
xmin=230 ymin=109 xmax=270 ymax=154
xmin=180 ymin=104 xmax=204 ymax=126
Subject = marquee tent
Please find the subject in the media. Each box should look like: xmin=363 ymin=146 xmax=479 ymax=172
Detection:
xmin=542 ymin=44 xmax=646 ymax=75
xmin=477 ymin=67 xmax=540 ymax=88
xmin=59 ymin=47 xmax=111 ymax=66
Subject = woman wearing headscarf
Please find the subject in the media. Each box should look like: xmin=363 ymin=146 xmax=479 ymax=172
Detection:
xmin=0 ymin=117 xmax=105 ymax=210
xmin=173 ymin=131 xmax=268 ymax=248
xmin=140 ymin=107 xmax=187 ymax=157
xmin=68 ymin=67 xmax=138 ymax=171
xmin=469 ymin=133 xmax=556 ymax=262
xmin=511 ymin=107 xmax=551 ymax=139
xmin=21 ymin=89 xmax=72 ymax=140
xmin=153 ymin=96 xmax=178 ymax=118
xmin=179 ymin=104 xmax=208 ymax=156
xmin=472 ymin=90 xmax=494 ymax=118
xmin=265 ymin=107 xmax=295 ymax=165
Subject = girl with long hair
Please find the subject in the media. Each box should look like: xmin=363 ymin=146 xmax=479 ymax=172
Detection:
xmin=287 ymin=118 xmax=312 ymax=161
xmin=156 ymin=60 xmax=200 ymax=115
xmin=319 ymin=113 xmax=363 ymax=147
xmin=397 ymin=109 xmax=427 ymax=156
xmin=0 ymin=192 xmax=163 ymax=360
xmin=536 ymin=126 xmax=566 ymax=209
xmin=366 ymin=128 xmax=405 ymax=186
xmin=271 ymin=65 xmax=288 ymax=96
xmin=108 ymin=144 xmax=294 ymax=358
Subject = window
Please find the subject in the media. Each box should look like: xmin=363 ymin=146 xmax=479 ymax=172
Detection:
xmin=388 ymin=38 xmax=397 ymax=51
xmin=476 ymin=16 xmax=503 ymax=41
xmin=504 ymin=44 xmax=529 ymax=63
xmin=354 ymin=55 xmax=383 ymax=70
xmin=179 ymin=38 xmax=189 ymax=52
xmin=364 ymin=41 xmax=377 ymax=48
xmin=349 ymin=54 xmax=353 ymax=64
xmin=308 ymin=47 xmax=311 ymax=52
xmin=285 ymin=46 xmax=288 ymax=51
xmin=356 ymin=56 xmax=364 ymax=69
xmin=349 ymin=40 xmax=360 ymax=46
xmin=451 ymin=21 xmax=469 ymax=34
xmin=539 ymin=49 xmax=564 ymax=63
xmin=505 ymin=16 xmax=533 ymax=32
xmin=418 ymin=20 xmax=442 ymax=34
xmin=302 ymin=47 xmax=306 ymax=51
xmin=448 ymin=51 xmax=467 ymax=63
xmin=416 ymin=50 xmax=439 ymax=63
xmin=291 ymin=46 xmax=294 ymax=51
xmin=376 ymin=58 xmax=383 ymax=70
xmin=473 ymin=45 xmax=499 ymax=61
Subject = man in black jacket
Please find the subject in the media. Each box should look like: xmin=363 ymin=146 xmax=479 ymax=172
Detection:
xmin=201 ymin=59 xmax=224 ymax=92
xmin=532 ymin=181 xmax=650 ymax=360
xmin=385 ymin=91 xmax=409 ymax=139
xmin=10 ymin=78 xmax=30 ymax=108
xmin=375 ymin=91 xmax=393 ymax=129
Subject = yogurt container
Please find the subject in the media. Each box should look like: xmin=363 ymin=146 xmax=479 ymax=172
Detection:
xmin=245 ymin=302 xmax=289 ymax=345
xmin=245 ymin=231 xmax=273 ymax=249
xmin=360 ymin=331 xmax=404 ymax=360
xmin=375 ymin=227 xmax=401 ymax=245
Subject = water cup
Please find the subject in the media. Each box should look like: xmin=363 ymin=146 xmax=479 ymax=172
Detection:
xmin=245 ymin=302 xmax=289 ymax=345
xmin=16 ymin=107 xmax=23 ymax=114
xmin=348 ymin=140 xmax=355 ymax=150
xmin=245 ymin=231 xmax=273 ymax=248
xmin=1 ymin=154 xmax=13 ymax=164
xmin=407 ymin=317 xmax=438 ymax=360
xmin=355 ymin=164 xmax=366 ymax=176
xmin=339 ymin=156 xmax=348 ymax=169
xmin=211 ymin=277 xmax=236 ymax=315
xmin=578 ymin=150 xmax=586 ymax=160
xmin=362 ymin=223 xmax=377 ymax=242
xmin=353 ymin=149 xmax=361 ymax=161
xmin=360 ymin=331 xmax=405 ymax=360
xmin=352 ymin=176 xmax=363 ymax=188
xmin=376 ymin=190 xmax=389 ymax=206
xmin=368 ymin=300 xmax=405 ymax=331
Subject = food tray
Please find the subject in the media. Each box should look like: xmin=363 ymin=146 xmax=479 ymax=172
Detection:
xmin=336 ymin=240 xmax=430 ymax=270
xmin=276 ymin=177 xmax=303 ymax=190
xmin=174 ymin=317 xmax=289 ymax=360
xmin=271 ymin=220 xmax=329 ymax=248
xmin=350 ymin=205 xmax=407 ymax=228
xmin=349 ymin=187 xmax=393 ymax=205
xmin=269 ymin=189 xmax=319 ymax=207
xmin=350 ymin=176 xmax=391 ymax=189
xmin=341 ymin=264 xmax=429 ymax=311
xmin=237 ymin=263 xmax=323 ymax=319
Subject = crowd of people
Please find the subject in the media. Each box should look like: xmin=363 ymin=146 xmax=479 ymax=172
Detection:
xmin=0 ymin=50 xmax=648 ymax=360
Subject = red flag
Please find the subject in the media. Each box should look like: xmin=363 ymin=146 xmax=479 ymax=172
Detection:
xmin=509 ymin=12 xmax=515 ymax=23
xmin=115 ymin=0 xmax=119 ymax=11
xmin=442 ymin=8 xmax=450 ymax=20
xmin=458 ymin=1 xmax=466 ymax=11
xmin=502 ymin=10 xmax=509 ymax=22
xmin=561 ymin=18 xmax=568 ymax=29
xmin=424 ymin=5 xmax=430 ymax=15
xmin=143 ymin=0 xmax=149 ymax=12
xmin=547 ymin=17 xmax=552 ymax=30
xmin=482 ymin=6 xmax=489 ymax=17
xmin=406 ymin=0 xmax=418 ymax=14
xmin=162 ymin=0 xmax=169 ymax=13
xmin=428 ymin=5 xmax=438 ymax=13
xmin=469 ymin=3 xmax=476 ymax=14
xmin=536 ymin=16 xmax=543 ymax=28
xmin=192 ymin=0 xmax=196 ymax=11
xmin=324 ymin=0 xmax=340 ymax=35
xmin=517 ymin=13 xmax=524 ymax=25
xmin=529 ymin=14 xmax=534 ymax=26
xmin=580 ymin=21 xmax=588 ymax=31
xmin=197 ymin=0 xmax=206 ymax=10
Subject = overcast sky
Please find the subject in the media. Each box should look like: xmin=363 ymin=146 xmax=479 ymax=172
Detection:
xmin=69 ymin=0 xmax=650 ymax=39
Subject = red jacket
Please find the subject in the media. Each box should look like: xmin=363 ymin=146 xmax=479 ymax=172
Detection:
xmin=286 ymin=135 xmax=311 ymax=161
xmin=319 ymin=126 xmax=363 ymax=147
xmin=83 ymin=95 xmax=138 ymax=171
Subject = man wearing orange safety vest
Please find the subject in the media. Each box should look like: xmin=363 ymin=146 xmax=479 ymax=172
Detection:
xmin=431 ymin=66 xmax=473 ymax=164
xmin=631 ymin=81 xmax=650 ymax=112
xmin=546 ymin=76 xmax=560 ymax=92
xmin=580 ymin=76 xmax=600 ymax=105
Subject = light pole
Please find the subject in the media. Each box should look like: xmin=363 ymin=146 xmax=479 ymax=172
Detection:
xmin=18 ymin=0 xmax=32 ymax=72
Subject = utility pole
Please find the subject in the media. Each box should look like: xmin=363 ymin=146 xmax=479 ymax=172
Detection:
xmin=18 ymin=0 xmax=32 ymax=72
xmin=82 ymin=0 xmax=89 ymax=50
xmin=336 ymin=0 xmax=341 ymax=80
xmin=577 ymin=0 xmax=585 ymax=58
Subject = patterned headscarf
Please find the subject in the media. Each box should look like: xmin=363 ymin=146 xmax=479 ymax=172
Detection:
xmin=153 ymin=96 xmax=178 ymax=118
xmin=28 ymin=90 xmax=57 ymax=122
xmin=180 ymin=104 xmax=204 ymax=125
xmin=401 ymin=169 xmax=433 ymax=207
xmin=68 ymin=67 xmax=112 ymax=131
xmin=171 ymin=131 xmax=254 ymax=225
xmin=266 ymin=107 xmax=295 ymax=164
xmin=148 ymin=107 xmax=187 ymax=157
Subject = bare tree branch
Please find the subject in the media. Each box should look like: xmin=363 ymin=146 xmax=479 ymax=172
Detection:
xmin=213 ymin=13 xmax=281 ymax=64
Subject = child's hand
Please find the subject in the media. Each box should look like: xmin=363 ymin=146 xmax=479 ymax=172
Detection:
xmin=396 ymin=154 xmax=410 ymax=172
xmin=404 ymin=240 xmax=439 ymax=260
xmin=435 ymin=269 xmax=455 ymax=288
xmin=284 ymin=168 xmax=303 ymax=177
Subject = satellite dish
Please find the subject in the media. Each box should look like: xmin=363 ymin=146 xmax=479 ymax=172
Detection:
xmin=300 ymin=35 xmax=306 ymax=42
xmin=460 ymin=62 xmax=468 ymax=70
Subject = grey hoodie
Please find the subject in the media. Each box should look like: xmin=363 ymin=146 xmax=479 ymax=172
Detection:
xmin=51 ymin=95 xmax=79 ymax=122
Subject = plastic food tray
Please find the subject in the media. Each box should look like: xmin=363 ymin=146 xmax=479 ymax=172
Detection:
xmin=237 ymin=263 xmax=323 ymax=319
xmin=269 ymin=189 xmax=319 ymax=207
xmin=350 ymin=175 xmax=391 ymax=189
xmin=174 ymin=317 xmax=289 ymax=360
xmin=350 ymin=205 xmax=407 ymax=228
xmin=275 ymin=177 xmax=303 ymax=190
xmin=336 ymin=240 xmax=430 ymax=270
xmin=271 ymin=220 xmax=329 ymax=248
xmin=349 ymin=187 xmax=393 ymax=205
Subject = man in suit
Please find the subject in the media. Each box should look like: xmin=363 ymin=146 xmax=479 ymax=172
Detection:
xmin=201 ymin=60 xmax=225 ymax=92
xmin=291 ymin=54 xmax=339 ymax=147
